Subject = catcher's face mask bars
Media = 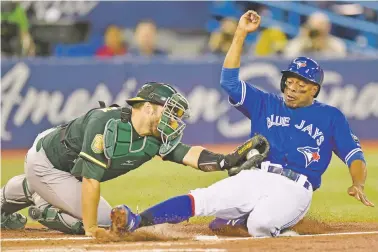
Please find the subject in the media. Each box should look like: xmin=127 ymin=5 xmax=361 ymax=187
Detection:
xmin=157 ymin=93 xmax=190 ymax=144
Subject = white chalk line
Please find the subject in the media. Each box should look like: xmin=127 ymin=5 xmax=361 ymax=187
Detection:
xmin=7 ymin=249 xmax=226 ymax=252
xmin=1 ymin=230 xmax=378 ymax=245
xmin=2 ymin=238 xmax=227 ymax=252
xmin=196 ymin=230 xmax=378 ymax=241
xmin=1 ymin=238 xmax=225 ymax=250
xmin=1 ymin=236 xmax=93 ymax=242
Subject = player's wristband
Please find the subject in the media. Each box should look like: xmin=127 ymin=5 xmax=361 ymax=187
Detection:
xmin=197 ymin=149 xmax=226 ymax=172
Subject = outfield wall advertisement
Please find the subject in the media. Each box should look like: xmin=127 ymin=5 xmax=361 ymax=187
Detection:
xmin=1 ymin=58 xmax=377 ymax=149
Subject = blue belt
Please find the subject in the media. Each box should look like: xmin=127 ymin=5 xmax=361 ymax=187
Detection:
xmin=266 ymin=165 xmax=312 ymax=191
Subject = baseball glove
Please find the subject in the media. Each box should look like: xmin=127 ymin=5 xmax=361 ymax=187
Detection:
xmin=227 ymin=135 xmax=270 ymax=177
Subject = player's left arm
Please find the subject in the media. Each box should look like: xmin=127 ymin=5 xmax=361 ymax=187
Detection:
xmin=347 ymin=160 xmax=374 ymax=206
xmin=162 ymin=137 xmax=263 ymax=172
xmin=332 ymin=110 xmax=374 ymax=207
xmin=162 ymin=143 xmax=227 ymax=171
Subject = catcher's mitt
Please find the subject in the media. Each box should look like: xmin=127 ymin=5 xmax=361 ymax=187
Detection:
xmin=228 ymin=135 xmax=270 ymax=177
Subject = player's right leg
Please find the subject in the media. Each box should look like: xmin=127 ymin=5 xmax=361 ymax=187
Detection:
xmin=0 ymin=175 xmax=32 ymax=230
xmin=1 ymin=129 xmax=53 ymax=230
xmin=245 ymin=172 xmax=312 ymax=237
xmin=110 ymin=170 xmax=264 ymax=233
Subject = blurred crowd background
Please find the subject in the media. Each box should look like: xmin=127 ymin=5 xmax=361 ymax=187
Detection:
xmin=1 ymin=1 xmax=378 ymax=58
xmin=2 ymin=1 xmax=378 ymax=149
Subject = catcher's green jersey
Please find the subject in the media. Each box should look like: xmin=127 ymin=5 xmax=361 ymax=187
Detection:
xmin=42 ymin=106 xmax=190 ymax=182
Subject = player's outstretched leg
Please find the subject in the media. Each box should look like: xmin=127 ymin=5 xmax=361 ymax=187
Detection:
xmin=110 ymin=171 xmax=261 ymax=235
xmin=110 ymin=195 xmax=194 ymax=234
xmin=0 ymin=175 xmax=33 ymax=230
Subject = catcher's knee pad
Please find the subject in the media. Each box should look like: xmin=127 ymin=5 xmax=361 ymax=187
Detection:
xmin=28 ymin=205 xmax=85 ymax=235
xmin=1 ymin=178 xmax=33 ymax=214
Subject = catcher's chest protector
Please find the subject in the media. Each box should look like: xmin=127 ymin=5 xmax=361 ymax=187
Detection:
xmin=103 ymin=118 xmax=160 ymax=171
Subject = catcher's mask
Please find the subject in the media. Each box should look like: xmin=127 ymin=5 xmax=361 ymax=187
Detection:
xmin=126 ymin=82 xmax=190 ymax=146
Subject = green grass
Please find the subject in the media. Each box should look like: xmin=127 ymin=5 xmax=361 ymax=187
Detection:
xmin=1 ymin=149 xmax=378 ymax=224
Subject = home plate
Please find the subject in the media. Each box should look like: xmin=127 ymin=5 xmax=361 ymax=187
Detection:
xmin=195 ymin=230 xmax=299 ymax=241
xmin=279 ymin=230 xmax=300 ymax=237
xmin=195 ymin=235 xmax=220 ymax=241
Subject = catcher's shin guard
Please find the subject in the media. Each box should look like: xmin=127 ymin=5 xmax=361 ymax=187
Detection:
xmin=28 ymin=205 xmax=85 ymax=235
xmin=0 ymin=177 xmax=32 ymax=230
xmin=1 ymin=177 xmax=33 ymax=214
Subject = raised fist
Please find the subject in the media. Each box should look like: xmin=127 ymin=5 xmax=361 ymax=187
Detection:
xmin=237 ymin=10 xmax=261 ymax=34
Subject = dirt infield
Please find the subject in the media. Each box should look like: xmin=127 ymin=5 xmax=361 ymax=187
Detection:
xmin=2 ymin=219 xmax=378 ymax=251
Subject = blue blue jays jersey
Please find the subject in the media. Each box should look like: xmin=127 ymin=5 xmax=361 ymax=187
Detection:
xmin=221 ymin=68 xmax=364 ymax=190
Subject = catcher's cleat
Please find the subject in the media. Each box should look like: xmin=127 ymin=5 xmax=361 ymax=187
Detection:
xmin=1 ymin=212 xmax=27 ymax=230
xmin=110 ymin=205 xmax=141 ymax=234
xmin=209 ymin=216 xmax=248 ymax=232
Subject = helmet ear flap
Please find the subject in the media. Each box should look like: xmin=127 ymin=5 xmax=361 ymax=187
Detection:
xmin=280 ymin=75 xmax=287 ymax=94
xmin=314 ymin=84 xmax=321 ymax=98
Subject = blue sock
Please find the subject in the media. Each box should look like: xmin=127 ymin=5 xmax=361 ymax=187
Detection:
xmin=138 ymin=195 xmax=195 ymax=227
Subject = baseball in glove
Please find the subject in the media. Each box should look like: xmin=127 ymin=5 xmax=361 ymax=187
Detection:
xmin=227 ymin=134 xmax=270 ymax=176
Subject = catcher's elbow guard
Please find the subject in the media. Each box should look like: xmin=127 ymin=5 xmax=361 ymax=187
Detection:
xmin=197 ymin=149 xmax=225 ymax=172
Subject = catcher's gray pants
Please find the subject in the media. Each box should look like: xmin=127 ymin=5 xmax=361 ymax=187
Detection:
xmin=2 ymin=128 xmax=112 ymax=228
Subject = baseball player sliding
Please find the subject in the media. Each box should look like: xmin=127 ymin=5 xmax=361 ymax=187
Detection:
xmin=1 ymin=83 xmax=258 ymax=240
xmin=110 ymin=11 xmax=374 ymax=238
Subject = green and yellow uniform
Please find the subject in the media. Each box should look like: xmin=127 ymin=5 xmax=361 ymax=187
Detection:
xmin=1 ymin=82 xmax=193 ymax=235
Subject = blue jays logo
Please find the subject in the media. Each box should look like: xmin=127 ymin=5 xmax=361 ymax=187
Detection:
xmin=294 ymin=60 xmax=307 ymax=69
xmin=297 ymin=146 xmax=320 ymax=167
